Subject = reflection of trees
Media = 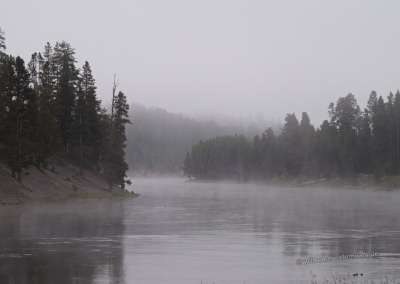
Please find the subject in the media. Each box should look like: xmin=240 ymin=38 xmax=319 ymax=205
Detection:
xmin=277 ymin=188 xmax=400 ymax=259
xmin=0 ymin=202 xmax=125 ymax=284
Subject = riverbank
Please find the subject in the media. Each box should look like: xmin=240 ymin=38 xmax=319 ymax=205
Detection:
xmin=0 ymin=158 xmax=138 ymax=205
xmin=187 ymin=175 xmax=400 ymax=191
xmin=261 ymin=175 xmax=400 ymax=190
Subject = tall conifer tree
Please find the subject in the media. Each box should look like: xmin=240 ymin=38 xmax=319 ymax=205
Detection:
xmin=53 ymin=41 xmax=79 ymax=150
xmin=104 ymin=91 xmax=130 ymax=190
xmin=0 ymin=56 xmax=36 ymax=180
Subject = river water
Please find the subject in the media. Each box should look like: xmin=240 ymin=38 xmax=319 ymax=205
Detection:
xmin=1 ymin=178 xmax=400 ymax=283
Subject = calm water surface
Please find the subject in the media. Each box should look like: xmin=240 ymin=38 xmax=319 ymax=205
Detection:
xmin=1 ymin=178 xmax=400 ymax=283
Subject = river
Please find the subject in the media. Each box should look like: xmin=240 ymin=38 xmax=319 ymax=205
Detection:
xmin=0 ymin=178 xmax=400 ymax=283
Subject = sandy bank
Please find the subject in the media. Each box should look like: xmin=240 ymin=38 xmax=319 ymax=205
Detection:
xmin=0 ymin=158 xmax=138 ymax=205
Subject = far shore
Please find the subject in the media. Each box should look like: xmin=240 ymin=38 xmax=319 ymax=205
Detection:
xmin=184 ymin=175 xmax=400 ymax=191
xmin=4 ymin=166 xmax=398 ymax=206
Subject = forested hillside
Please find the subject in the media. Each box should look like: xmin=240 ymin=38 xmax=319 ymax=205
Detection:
xmin=3 ymin=25 xmax=399 ymax=184
xmin=125 ymin=104 xmax=259 ymax=175
xmin=0 ymin=28 xmax=130 ymax=190
xmin=185 ymin=92 xmax=400 ymax=181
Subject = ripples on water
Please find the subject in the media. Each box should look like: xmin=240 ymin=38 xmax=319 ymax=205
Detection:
xmin=0 ymin=178 xmax=400 ymax=283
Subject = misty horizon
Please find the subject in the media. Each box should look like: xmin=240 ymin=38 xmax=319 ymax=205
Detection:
xmin=2 ymin=0 xmax=400 ymax=125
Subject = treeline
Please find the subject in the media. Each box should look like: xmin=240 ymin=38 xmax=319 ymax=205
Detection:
xmin=0 ymin=29 xmax=130 ymax=189
xmin=126 ymin=103 xmax=240 ymax=175
xmin=125 ymin=103 xmax=280 ymax=175
xmin=184 ymin=92 xmax=400 ymax=181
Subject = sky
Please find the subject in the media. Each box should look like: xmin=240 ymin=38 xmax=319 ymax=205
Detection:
xmin=2 ymin=0 xmax=400 ymax=126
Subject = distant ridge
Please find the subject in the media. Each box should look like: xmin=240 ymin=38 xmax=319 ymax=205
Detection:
xmin=125 ymin=103 xmax=281 ymax=176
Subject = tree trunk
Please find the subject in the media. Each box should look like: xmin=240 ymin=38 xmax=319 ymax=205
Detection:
xmin=17 ymin=118 xmax=22 ymax=182
xmin=106 ymin=75 xmax=119 ymax=192
xmin=79 ymin=133 xmax=83 ymax=176
xmin=397 ymin=116 xmax=399 ymax=172
xmin=79 ymin=111 xmax=83 ymax=176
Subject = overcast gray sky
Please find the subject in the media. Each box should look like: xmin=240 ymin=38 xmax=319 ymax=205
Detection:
xmin=2 ymin=0 xmax=400 ymax=125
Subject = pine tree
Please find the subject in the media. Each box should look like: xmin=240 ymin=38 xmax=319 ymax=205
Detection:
xmin=261 ymin=127 xmax=279 ymax=177
xmin=252 ymin=134 xmax=263 ymax=178
xmin=329 ymin=94 xmax=361 ymax=176
xmin=183 ymin=152 xmax=192 ymax=179
xmin=299 ymin=112 xmax=316 ymax=176
xmin=0 ymin=27 xmax=6 ymax=63
xmin=358 ymin=109 xmax=372 ymax=174
xmin=38 ymin=44 xmax=62 ymax=170
xmin=27 ymin=53 xmax=39 ymax=90
xmin=370 ymin=95 xmax=390 ymax=180
xmin=104 ymin=91 xmax=131 ymax=190
xmin=314 ymin=120 xmax=339 ymax=177
xmin=0 ymin=56 xmax=36 ymax=181
xmin=73 ymin=84 xmax=86 ymax=175
xmin=80 ymin=61 xmax=102 ymax=168
xmin=386 ymin=92 xmax=396 ymax=174
xmin=53 ymin=41 xmax=79 ymax=150
xmin=71 ymin=61 xmax=102 ymax=174
xmin=393 ymin=91 xmax=400 ymax=173
xmin=26 ymin=45 xmax=62 ymax=170
xmin=280 ymin=113 xmax=302 ymax=175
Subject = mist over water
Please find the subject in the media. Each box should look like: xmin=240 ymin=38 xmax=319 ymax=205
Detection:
xmin=1 ymin=179 xmax=400 ymax=283
xmin=0 ymin=201 xmax=126 ymax=284
xmin=2 ymin=1 xmax=400 ymax=283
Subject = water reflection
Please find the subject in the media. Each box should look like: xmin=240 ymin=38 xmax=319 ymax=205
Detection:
xmin=124 ymin=179 xmax=400 ymax=283
xmin=1 ymin=179 xmax=400 ymax=283
xmin=0 ymin=201 xmax=125 ymax=284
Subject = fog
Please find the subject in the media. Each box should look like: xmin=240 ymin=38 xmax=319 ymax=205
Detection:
xmin=1 ymin=180 xmax=400 ymax=283
xmin=2 ymin=1 xmax=400 ymax=124
xmin=2 ymin=1 xmax=400 ymax=282
xmin=0 ymin=201 xmax=126 ymax=284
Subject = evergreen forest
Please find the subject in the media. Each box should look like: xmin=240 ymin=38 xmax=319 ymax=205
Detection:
xmin=2 ymin=27 xmax=400 ymax=185
xmin=184 ymin=92 xmax=400 ymax=181
xmin=125 ymin=103 xmax=280 ymax=175
xmin=0 ymin=28 xmax=130 ymax=190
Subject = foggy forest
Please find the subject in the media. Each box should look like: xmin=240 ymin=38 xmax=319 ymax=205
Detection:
xmin=0 ymin=34 xmax=130 ymax=190
xmin=2 ymin=1 xmax=400 ymax=281
xmin=1 ymin=30 xmax=399 ymax=185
